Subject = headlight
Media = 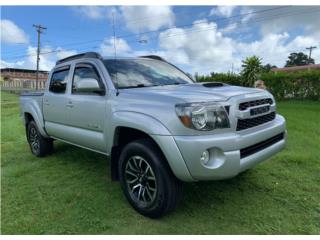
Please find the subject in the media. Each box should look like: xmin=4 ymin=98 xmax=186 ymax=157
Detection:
xmin=175 ymin=102 xmax=230 ymax=131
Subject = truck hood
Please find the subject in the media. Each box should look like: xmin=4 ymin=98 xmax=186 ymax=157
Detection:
xmin=120 ymin=83 xmax=265 ymax=102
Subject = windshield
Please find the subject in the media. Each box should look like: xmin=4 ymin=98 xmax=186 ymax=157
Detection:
xmin=103 ymin=59 xmax=193 ymax=89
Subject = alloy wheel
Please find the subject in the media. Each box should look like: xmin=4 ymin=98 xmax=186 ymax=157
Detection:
xmin=29 ymin=127 xmax=40 ymax=153
xmin=124 ymin=155 xmax=157 ymax=207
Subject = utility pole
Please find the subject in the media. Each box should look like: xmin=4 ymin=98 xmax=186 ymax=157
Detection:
xmin=33 ymin=24 xmax=47 ymax=90
xmin=306 ymin=46 xmax=317 ymax=65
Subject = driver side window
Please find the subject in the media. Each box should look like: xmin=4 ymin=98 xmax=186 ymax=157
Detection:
xmin=72 ymin=64 xmax=104 ymax=94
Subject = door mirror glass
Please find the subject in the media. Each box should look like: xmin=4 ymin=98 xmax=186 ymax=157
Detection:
xmin=75 ymin=78 xmax=103 ymax=93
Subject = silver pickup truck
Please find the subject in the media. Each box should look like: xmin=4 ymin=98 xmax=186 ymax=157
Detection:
xmin=20 ymin=52 xmax=286 ymax=218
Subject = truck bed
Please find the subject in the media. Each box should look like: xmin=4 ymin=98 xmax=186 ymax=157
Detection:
xmin=19 ymin=91 xmax=44 ymax=124
xmin=20 ymin=91 xmax=44 ymax=97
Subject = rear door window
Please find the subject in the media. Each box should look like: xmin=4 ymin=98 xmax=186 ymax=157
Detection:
xmin=49 ymin=68 xmax=70 ymax=93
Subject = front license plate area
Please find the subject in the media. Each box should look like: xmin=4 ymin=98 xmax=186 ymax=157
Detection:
xmin=250 ymin=106 xmax=270 ymax=116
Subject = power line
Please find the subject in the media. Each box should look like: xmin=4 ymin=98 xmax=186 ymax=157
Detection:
xmin=45 ymin=7 xmax=188 ymax=30
xmin=3 ymin=6 xmax=311 ymax=60
xmin=117 ymin=6 xmax=291 ymax=40
xmin=3 ymin=7 xmax=320 ymax=62
xmin=2 ymin=42 xmax=36 ymax=55
xmin=2 ymin=6 xmax=292 ymax=60
xmin=4 ymin=6 xmax=317 ymax=60
xmin=73 ymin=6 xmax=311 ymax=45
xmin=124 ymin=6 xmax=320 ymax=45
xmin=33 ymin=24 xmax=47 ymax=90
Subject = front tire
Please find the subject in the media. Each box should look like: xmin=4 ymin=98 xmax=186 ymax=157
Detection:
xmin=27 ymin=120 xmax=53 ymax=157
xmin=118 ymin=139 xmax=182 ymax=218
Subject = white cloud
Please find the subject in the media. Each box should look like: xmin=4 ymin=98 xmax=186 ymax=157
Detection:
xmin=55 ymin=48 xmax=78 ymax=59
xmin=210 ymin=6 xmax=237 ymax=17
xmin=100 ymin=37 xmax=131 ymax=56
xmin=227 ymin=32 xmax=320 ymax=71
xmin=23 ymin=46 xmax=56 ymax=70
xmin=159 ymin=28 xmax=187 ymax=49
xmin=73 ymin=6 xmax=175 ymax=34
xmin=1 ymin=59 xmax=25 ymax=68
xmin=261 ymin=9 xmax=320 ymax=38
xmin=238 ymin=6 xmax=320 ymax=38
xmin=73 ymin=6 xmax=116 ymax=20
xmin=220 ymin=22 xmax=238 ymax=33
xmin=120 ymin=6 xmax=175 ymax=33
xmin=235 ymin=33 xmax=290 ymax=68
xmin=2 ymin=46 xmax=78 ymax=71
xmin=1 ymin=19 xmax=28 ymax=44
xmin=159 ymin=20 xmax=235 ymax=73
xmin=3 ymin=5 xmax=320 ymax=77
xmin=286 ymin=36 xmax=320 ymax=62
xmin=158 ymin=18 xmax=320 ymax=74
xmin=239 ymin=6 xmax=254 ymax=23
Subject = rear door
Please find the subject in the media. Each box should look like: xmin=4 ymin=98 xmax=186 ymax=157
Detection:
xmin=62 ymin=62 xmax=107 ymax=152
xmin=43 ymin=66 xmax=71 ymax=138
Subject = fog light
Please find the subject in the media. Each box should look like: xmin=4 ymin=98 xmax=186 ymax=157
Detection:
xmin=200 ymin=150 xmax=210 ymax=165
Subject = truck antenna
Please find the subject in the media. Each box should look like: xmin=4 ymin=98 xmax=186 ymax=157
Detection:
xmin=112 ymin=11 xmax=119 ymax=96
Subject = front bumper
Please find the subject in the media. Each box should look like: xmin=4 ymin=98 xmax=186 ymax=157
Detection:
xmin=173 ymin=114 xmax=286 ymax=181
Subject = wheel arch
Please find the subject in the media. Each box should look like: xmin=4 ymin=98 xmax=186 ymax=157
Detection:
xmin=23 ymin=110 xmax=49 ymax=138
xmin=110 ymin=126 xmax=170 ymax=181
xmin=109 ymin=111 xmax=193 ymax=182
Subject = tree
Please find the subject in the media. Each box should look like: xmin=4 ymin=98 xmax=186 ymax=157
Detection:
xmin=241 ymin=56 xmax=263 ymax=87
xmin=262 ymin=64 xmax=277 ymax=73
xmin=285 ymin=52 xmax=314 ymax=67
xmin=210 ymin=72 xmax=216 ymax=77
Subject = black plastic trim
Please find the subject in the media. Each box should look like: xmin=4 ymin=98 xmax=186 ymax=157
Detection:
xmin=240 ymin=132 xmax=284 ymax=158
xmin=237 ymin=112 xmax=276 ymax=131
xmin=56 ymin=52 xmax=103 ymax=65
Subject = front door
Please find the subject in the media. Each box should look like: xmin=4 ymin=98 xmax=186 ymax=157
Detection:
xmin=63 ymin=62 xmax=107 ymax=153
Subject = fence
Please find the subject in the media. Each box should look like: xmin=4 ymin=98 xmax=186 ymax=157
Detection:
xmin=0 ymin=80 xmax=47 ymax=92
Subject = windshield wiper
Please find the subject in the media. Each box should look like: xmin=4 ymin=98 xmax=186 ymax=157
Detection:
xmin=119 ymin=82 xmax=186 ymax=89
xmin=165 ymin=82 xmax=186 ymax=86
xmin=119 ymin=84 xmax=159 ymax=89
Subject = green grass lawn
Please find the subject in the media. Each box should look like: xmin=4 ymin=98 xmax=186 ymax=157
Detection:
xmin=1 ymin=91 xmax=320 ymax=234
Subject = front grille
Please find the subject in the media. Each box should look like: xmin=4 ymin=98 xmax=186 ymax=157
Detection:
xmin=239 ymin=98 xmax=273 ymax=111
xmin=237 ymin=112 xmax=276 ymax=131
xmin=240 ymin=132 xmax=284 ymax=158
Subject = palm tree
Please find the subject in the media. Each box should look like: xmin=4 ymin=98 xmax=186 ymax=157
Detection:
xmin=241 ymin=56 xmax=263 ymax=87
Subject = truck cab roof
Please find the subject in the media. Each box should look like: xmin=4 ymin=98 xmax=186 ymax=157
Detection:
xmin=56 ymin=51 xmax=166 ymax=66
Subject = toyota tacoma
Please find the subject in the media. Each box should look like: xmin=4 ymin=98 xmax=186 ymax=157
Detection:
xmin=20 ymin=52 xmax=287 ymax=218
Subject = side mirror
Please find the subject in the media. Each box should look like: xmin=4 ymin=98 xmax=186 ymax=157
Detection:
xmin=75 ymin=78 xmax=104 ymax=94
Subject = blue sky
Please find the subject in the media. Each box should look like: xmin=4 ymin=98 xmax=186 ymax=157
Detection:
xmin=1 ymin=5 xmax=320 ymax=74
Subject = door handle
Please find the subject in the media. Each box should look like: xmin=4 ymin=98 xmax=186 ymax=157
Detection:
xmin=66 ymin=103 xmax=74 ymax=108
xmin=66 ymin=100 xmax=74 ymax=108
xmin=44 ymin=99 xmax=50 ymax=106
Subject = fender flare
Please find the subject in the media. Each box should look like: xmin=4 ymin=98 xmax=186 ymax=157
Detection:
xmin=111 ymin=111 xmax=172 ymax=135
xmin=108 ymin=111 xmax=194 ymax=182
xmin=23 ymin=104 xmax=49 ymax=138
xmin=108 ymin=110 xmax=172 ymax=153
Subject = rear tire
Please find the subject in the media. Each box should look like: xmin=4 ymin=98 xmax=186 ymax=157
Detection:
xmin=27 ymin=120 xmax=53 ymax=157
xmin=118 ymin=138 xmax=182 ymax=218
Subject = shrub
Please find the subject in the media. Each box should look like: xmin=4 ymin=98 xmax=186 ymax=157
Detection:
xmin=261 ymin=70 xmax=320 ymax=100
xmin=196 ymin=73 xmax=243 ymax=86
xmin=195 ymin=70 xmax=320 ymax=101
